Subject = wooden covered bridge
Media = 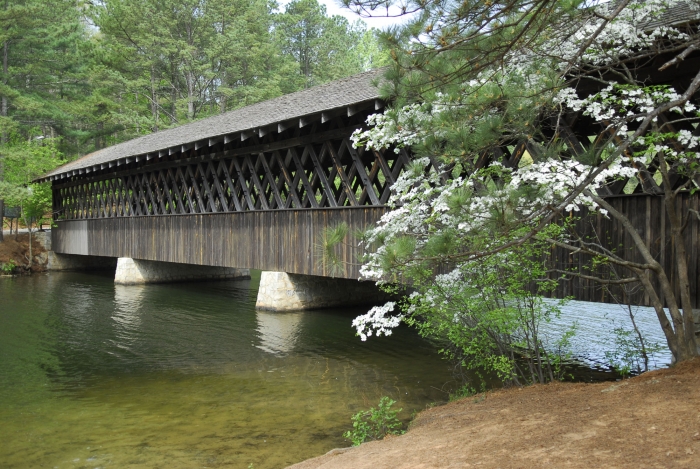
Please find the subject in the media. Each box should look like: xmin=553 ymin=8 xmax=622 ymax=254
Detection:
xmin=39 ymin=67 xmax=700 ymax=310
xmin=40 ymin=71 xmax=398 ymax=284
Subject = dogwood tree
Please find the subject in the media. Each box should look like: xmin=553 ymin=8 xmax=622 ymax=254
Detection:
xmin=346 ymin=0 xmax=700 ymax=365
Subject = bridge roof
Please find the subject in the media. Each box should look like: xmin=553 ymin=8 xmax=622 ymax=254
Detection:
xmin=39 ymin=68 xmax=385 ymax=182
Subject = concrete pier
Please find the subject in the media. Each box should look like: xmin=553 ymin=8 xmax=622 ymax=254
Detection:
xmin=114 ymin=258 xmax=250 ymax=285
xmin=255 ymin=271 xmax=393 ymax=311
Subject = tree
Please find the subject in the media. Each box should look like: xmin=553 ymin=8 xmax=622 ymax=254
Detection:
xmin=0 ymin=0 xmax=93 ymax=237
xmin=276 ymin=0 xmax=387 ymax=89
xmin=92 ymin=0 xmax=383 ymax=123
xmin=346 ymin=0 xmax=700 ymax=364
xmin=207 ymin=0 xmax=294 ymax=111
xmin=0 ymin=136 xmax=63 ymax=264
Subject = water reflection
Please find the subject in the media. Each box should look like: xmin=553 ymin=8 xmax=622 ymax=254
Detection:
xmin=256 ymin=310 xmax=305 ymax=355
xmin=112 ymin=284 xmax=146 ymax=340
xmin=1 ymin=272 xmax=455 ymax=469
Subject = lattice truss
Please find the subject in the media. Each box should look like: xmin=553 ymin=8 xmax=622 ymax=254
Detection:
xmin=53 ymin=138 xmax=411 ymax=219
xmin=448 ymin=112 xmax=698 ymax=195
xmin=547 ymin=113 xmax=697 ymax=195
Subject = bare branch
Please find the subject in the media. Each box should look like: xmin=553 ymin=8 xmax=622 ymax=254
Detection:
xmin=550 ymin=269 xmax=639 ymax=285
xmin=659 ymin=42 xmax=700 ymax=71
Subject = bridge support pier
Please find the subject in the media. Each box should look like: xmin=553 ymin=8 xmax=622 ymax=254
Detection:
xmin=114 ymin=258 xmax=250 ymax=285
xmin=255 ymin=271 xmax=391 ymax=311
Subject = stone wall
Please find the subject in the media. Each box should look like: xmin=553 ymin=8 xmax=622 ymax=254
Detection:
xmin=114 ymin=257 xmax=250 ymax=285
xmin=256 ymin=271 xmax=394 ymax=311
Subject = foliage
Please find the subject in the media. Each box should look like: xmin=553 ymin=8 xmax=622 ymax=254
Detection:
xmin=449 ymin=384 xmax=480 ymax=402
xmin=343 ymin=396 xmax=404 ymax=446
xmin=317 ymin=222 xmax=350 ymax=277
xmin=345 ymin=0 xmax=700 ymax=363
xmin=354 ymin=235 xmax=574 ymax=386
xmin=0 ymin=137 xmax=64 ymax=227
xmin=89 ymin=0 xmax=387 ymax=137
xmin=0 ymin=0 xmax=387 ymax=164
xmin=1 ymin=259 xmax=16 ymax=274
xmin=604 ymin=325 xmax=665 ymax=378
xmin=276 ymin=0 xmax=388 ymax=89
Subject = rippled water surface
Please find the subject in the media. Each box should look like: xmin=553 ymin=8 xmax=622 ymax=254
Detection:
xmin=0 ymin=272 xmax=455 ymax=469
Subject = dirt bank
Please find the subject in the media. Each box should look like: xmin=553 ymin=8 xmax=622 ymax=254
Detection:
xmin=0 ymin=232 xmax=48 ymax=273
xmin=289 ymin=358 xmax=700 ymax=469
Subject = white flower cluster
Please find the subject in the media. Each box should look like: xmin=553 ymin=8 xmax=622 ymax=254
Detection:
xmin=560 ymin=84 xmax=697 ymax=134
xmin=351 ymin=68 xmax=555 ymax=154
xmin=354 ymin=81 xmax=700 ymax=337
xmin=351 ymin=301 xmax=402 ymax=341
xmin=351 ymin=104 xmax=432 ymax=153
xmin=551 ymin=0 xmax=690 ymax=67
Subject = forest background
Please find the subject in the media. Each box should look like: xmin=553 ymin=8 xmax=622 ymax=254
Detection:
xmin=0 ymin=0 xmax=390 ymax=231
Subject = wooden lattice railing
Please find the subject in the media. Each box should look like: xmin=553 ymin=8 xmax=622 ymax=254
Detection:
xmin=52 ymin=136 xmax=411 ymax=219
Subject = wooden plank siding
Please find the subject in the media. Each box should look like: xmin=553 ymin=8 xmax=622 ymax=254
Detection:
xmin=544 ymin=192 xmax=700 ymax=308
xmin=53 ymin=192 xmax=699 ymax=307
xmin=52 ymin=207 xmax=387 ymax=280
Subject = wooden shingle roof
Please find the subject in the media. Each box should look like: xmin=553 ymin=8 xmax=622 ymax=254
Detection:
xmin=40 ymin=68 xmax=385 ymax=182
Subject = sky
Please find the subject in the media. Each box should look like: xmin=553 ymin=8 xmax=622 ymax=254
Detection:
xmin=280 ymin=0 xmax=409 ymax=30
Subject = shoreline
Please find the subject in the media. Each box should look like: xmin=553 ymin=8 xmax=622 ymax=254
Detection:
xmin=287 ymin=358 xmax=700 ymax=469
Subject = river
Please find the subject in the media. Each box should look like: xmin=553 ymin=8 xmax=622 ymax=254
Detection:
xmin=0 ymin=271 xmax=455 ymax=469
xmin=0 ymin=271 xmax=673 ymax=469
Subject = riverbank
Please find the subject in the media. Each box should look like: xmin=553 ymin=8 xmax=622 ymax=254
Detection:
xmin=0 ymin=231 xmax=49 ymax=274
xmin=289 ymin=358 xmax=700 ymax=469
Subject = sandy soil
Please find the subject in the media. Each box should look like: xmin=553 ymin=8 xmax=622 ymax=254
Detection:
xmin=289 ymin=358 xmax=700 ymax=469
xmin=0 ymin=232 xmax=47 ymax=273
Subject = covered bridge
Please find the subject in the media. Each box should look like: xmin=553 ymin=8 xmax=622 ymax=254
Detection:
xmin=39 ymin=65 xmax=700 ymax=310
xmin=39 ymin=69 xmax=413 ymax=309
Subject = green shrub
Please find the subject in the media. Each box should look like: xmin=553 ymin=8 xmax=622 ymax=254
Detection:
xmin=1 ymin=259 xmax=16 ymax=274
xmin=343 ymin=396 xmax=405 ymax=446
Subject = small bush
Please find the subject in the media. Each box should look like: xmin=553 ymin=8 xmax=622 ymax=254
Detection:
xmin=449 ymin=384 xmax=480 ymax=401
xmin=604 ymin=326 xmax=664 ymax=378
xmin=343 ymin=396 xmax=405 ymax=446
xmin=1 ymin=259 xmax=16 ymax=274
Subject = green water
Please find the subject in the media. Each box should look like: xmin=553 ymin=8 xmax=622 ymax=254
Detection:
xmin=0 ymin=271 xmax=454 ymax=469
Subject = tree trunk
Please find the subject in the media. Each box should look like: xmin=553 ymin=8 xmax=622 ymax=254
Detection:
xmin=27 ymin=220 xmax=32 ymax=269
xmin=185 ymin=20 xmax=195 ymax=121
xmin=0 ymin=40 xmax=6 ymax=242
xmin=590 ymin=192 xmax=697 ymax=362
xmin=0 ymin=199 xmax=4 ymax=243
xmin=186 ymin=69 xmax=195 ymax=120
xmin=134 ymin=92 xmax=140 ymax=133
xmin=95 ymin=121 xmax=103 ymax=150
xmin=219 ymin=69 xmax=227 ymax=113
xmin=150 ymin=64 xmax=159 ymax=132
xmin=658 ymin=154 xmax=698 ymax=360
xmin=2 ymin=40 xmax=8 ymax=144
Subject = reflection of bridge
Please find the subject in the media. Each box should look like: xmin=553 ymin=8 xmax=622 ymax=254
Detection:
xmin=39 ymin=68 xmax=700 ymax=310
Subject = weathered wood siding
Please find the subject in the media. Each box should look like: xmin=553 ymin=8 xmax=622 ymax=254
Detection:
xmin=52 ymin=220 xmax=89 ymax=255
xmin=52 ymin=207 xmax=387 ymax=279
xmin=53 ymin=193 xmax=700 ymax=307
xmin=545 ymin=192 xmax=700 ymax=308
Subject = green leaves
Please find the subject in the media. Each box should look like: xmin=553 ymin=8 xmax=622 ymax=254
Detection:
xmin=0 ymin=138 xmax=64 ymax=225
xmin=317 ymin=222 xmax=350 ymax=277
xmin=276 ymin=0 xmax=387 ymax=89
xmin=343 ymin=396 xmax=404 ymax=446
